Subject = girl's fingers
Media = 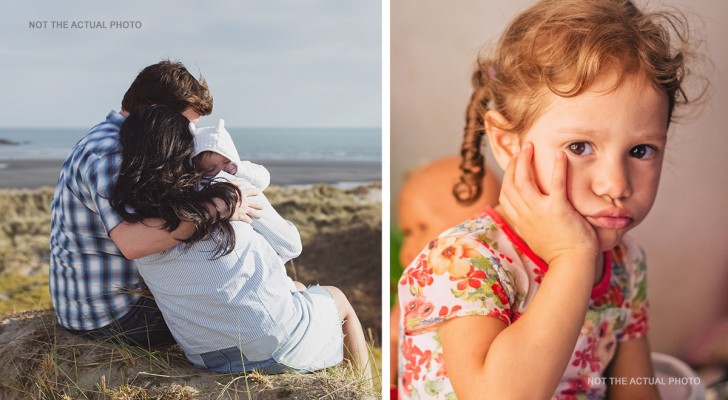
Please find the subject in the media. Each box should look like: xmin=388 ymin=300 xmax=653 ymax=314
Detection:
xmin=498 ymin=194 xmax=519 ymax=224
xmin=501 ymin=149 xmax=530 ymax=212
xmin=550 ymin=151 xmax=568 ymax=202
xmin=513 ymin=143 xmax=530 ymax=191
xmin=515 ymin=143 xmax=541 ymax=196
xmin=502 ymin=150 xmax=517 ymax=188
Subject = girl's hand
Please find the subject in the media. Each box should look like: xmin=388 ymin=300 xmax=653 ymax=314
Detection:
xmin=499 ymin=142 xmax=598 ymax=265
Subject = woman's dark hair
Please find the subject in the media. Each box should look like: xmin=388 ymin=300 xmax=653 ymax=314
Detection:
xmin=121 ymin=60 xmax=213 ymax=116
xmin=110 ymin=105 xmax=240 ymax=258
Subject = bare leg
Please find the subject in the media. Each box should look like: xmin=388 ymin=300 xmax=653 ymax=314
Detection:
xmin=322 ymin=285 xmax=372 ymax=385
xmin=293 ymin=281 xmax=306 ymax=291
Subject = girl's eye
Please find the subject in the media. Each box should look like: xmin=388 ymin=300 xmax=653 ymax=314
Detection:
xmin=568 ymin=142 xmax=594 ymax=156
xmin=629 ymin=145 xmax=657 ymax=159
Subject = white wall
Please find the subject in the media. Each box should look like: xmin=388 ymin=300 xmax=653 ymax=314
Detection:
xmin=391 ymin=0 xmax=728 ymax=356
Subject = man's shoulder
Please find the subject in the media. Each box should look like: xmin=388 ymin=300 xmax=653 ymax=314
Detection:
xmin=69 ymin=112 xmax=124 ymax=162
xmin=80 ymin=113 xmax=123 ymax=149
xmin=57 ymin=112 xmax=124 ymax=188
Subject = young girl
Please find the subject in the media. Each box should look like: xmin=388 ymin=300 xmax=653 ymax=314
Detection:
xmin=398 ymin=0 xmax=694 ymax=398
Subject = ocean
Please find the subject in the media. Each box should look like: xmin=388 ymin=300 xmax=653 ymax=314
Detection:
xmin=0 ymin=127 xmax=381 ymax=162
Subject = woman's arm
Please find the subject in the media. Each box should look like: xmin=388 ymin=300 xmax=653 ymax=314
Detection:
xmin=250 ymin=191 xmax=303 ymax=262
xmin=439 ymin=251 xmax=596 ymax=399
xmin=605 ymin=337 xmax=660 ymax=400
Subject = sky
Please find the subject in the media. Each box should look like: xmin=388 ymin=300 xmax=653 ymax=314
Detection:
xmin=0 ymin=0 xmax=381 ymax=128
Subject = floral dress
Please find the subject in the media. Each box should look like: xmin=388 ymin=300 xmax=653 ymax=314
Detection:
xmin=398 ymin=207 xmax=649 ymax=399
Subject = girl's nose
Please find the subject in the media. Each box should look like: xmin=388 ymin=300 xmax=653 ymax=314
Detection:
xmin=592 ymin=158 xmax=633 ymax=201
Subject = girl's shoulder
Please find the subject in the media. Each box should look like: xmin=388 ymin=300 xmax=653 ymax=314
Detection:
xmin=610 ymin=235 xmax=649 ymax=292
xmin=438 ymin=207 xmax=502 ymax=238
xmin=398 ymin=210 xmax=531 ymax=334
xmin=612 ymin=235 xmax=647 ymax=273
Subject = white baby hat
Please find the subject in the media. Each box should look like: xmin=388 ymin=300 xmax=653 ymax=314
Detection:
xmin=189 ymin=119 xmax=241 ymax=166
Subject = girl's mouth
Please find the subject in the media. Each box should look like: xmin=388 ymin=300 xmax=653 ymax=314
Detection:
xmin=587 ymin=216 xmax=633 ymax=229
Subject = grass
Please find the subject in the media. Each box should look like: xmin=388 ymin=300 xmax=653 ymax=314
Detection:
xmin=0 ymin=310 xmax=381 ymax=399
xmin=0 ymin=272 xmax=52 ymax=315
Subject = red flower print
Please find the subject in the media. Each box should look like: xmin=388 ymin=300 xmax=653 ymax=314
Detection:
xmin=487 ymin=308 xmax=511 ymax=325
xmin=568 ymin=375 xmax=590 ymax=392
xmin=400 ymin=253 xmax=434 ymax=288
xmin=438 ymin=305 xmax=463 ymax=318
xmin=593 ymin=285 xmax=625 ymax=308
xmin=449 ymin=265 xmax=487 ymax=290
xmin=609 ymin=285 xmax=625 ymax=307
xmin=400 ymin=337 xmax=434 ymax=395
xmin=404 ymin=294 xmax=434 ymax=321
xmin=623 ymin=308 xmax=648 ymax=337
xmin=572 ymin=337 xmax=601 ymax=372
xmin=401 ymin=337 xmax=422 ymax=362
xmin=435 ymin=352 xmax=447 ymax=377
xmin=400 ymin=370 xmax=414 ymax=395
xmin=491 ymin=283 xmax=509 ymax=305
xmin=559 ymin=375 xmax=591 ymax=398
xmin=532 ymin=267 xmax=544 ymax=284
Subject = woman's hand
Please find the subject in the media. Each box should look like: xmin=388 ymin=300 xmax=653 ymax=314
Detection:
xmin=211 ymin=187 xmax=263 ymax=223
xmin=232 ymin=187 xmax=264 ymax=223
xmin=498 ymin=142 xmax=598 ymax=265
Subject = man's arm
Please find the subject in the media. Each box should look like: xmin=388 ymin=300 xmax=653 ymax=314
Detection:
xmin=109 ymin=218 xmax=195 ymax=259
xmin=110 ymin=188 xmax=263 ymax=259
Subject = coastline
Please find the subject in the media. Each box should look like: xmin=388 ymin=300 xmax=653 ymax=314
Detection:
xmin=0 ymin=158 xmax=381 ymax=189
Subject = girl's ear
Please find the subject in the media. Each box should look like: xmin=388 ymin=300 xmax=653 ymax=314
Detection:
xmin=484 ymin=110 xmax=520 ymax=170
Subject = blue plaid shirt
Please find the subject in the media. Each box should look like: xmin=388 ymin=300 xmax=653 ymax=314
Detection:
xmin=50 ymin=111 xmax=141 ymax=331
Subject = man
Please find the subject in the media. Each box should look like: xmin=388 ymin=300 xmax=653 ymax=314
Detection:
xmin=50 ymin=60 xmax=260 ymax=347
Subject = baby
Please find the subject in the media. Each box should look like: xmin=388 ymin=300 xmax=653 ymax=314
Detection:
xmin=190 ymin=119 xmax=270 ymax=190
xmin=190 ymin=118 xmax=301 ymax=292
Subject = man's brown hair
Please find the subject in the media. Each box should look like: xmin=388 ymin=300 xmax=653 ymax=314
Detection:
xmin=121 ymin=60 xmax=213 ymax=116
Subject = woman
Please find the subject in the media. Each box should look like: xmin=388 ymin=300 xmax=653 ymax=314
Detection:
xmin=110 ymin=105 xmax=370 ymax=379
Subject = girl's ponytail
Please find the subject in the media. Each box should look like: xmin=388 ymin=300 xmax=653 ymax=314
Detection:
xmin=453 ymin=67 xmax=490 ymax=205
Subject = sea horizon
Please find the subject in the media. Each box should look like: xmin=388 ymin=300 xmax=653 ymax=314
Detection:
xmin=0 ymin=126 xmax=381 ymax=188
xmin=0 ymin=126 xmax=382 ymax=162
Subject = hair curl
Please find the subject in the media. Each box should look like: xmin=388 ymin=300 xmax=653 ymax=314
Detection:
xmin=455 ymin=0 xmax=696 ymax=205
xmin=110 ymin=105 xmax=240 ymax=258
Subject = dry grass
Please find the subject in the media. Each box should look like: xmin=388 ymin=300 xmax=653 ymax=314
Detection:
xmin=0 ymin=310 xmax=380 ymax=399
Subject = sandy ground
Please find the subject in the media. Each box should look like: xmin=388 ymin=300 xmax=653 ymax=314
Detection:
xmin=0 ymin=159 xmax=381 ymax=188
